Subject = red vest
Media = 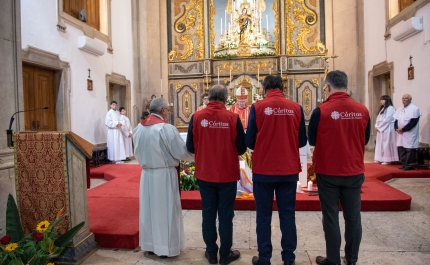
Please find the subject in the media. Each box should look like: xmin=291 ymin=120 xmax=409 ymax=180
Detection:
xmin=312 ymin=92 xmax=369 ymax=176
xmin=192 ymin=102 xmax=241 ymax=182
xmin=252 ymin=90 xmax=302 ymax=175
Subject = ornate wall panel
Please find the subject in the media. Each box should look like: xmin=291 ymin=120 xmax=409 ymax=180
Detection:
xmin=168 ymin=0 xmax=205 ymax=62
xmin=169 ymin=61 xmax=205 ymax=76
xmin=169 ymin=80 xmax=204 ymax=127
xmin=285 ymin=0 xmax=326 ymax=56
xmin=287 ymin=56 xmax=324 ymax=72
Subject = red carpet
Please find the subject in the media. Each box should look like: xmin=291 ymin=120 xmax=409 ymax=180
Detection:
xmin=88 ymin=164 xmax=429 ymax=249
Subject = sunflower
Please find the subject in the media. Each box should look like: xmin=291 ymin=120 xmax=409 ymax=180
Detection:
xmin=36 ymin=220 xmax=50 ymax=232
xmin=5 ymin=242 xmax=18 ymax=252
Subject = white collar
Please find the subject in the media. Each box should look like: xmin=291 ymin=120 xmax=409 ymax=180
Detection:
xmin=151 ymin=113 xmax=164 ymax=120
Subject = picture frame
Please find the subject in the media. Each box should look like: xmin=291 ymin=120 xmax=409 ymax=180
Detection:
xmin=408 ymin=66 xmax=414 ymax=80
xmin=87 ymin=79 xmax=93 ymax=90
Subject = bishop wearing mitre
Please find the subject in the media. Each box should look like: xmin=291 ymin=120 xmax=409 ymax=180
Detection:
xmin=230 ymin=86 xmax=250 ymax=130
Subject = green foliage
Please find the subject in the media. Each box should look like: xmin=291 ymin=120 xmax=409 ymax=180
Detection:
xmin=213 ymin=54 xmax=238 ymax=60
xmin=180 ymin=162 xmax=199 ymax=191
xmin=6 ymin=194 xmax=24 ymax=242
xmin=0 ymin=194 xmax=85 ymax=265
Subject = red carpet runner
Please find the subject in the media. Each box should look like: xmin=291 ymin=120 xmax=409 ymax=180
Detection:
xmin=88 ymin=164 xmax=429 ymax=249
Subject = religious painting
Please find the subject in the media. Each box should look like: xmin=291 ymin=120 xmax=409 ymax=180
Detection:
xmin=408 ymin=66 xmax=414 ymax=80
xmin=87 ymin=79 xmax=93 ymax=90
xmin=211 ymin=0 xmax=279 ymax=58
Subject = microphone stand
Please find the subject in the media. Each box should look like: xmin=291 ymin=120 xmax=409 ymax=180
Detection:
xmin=6 ymin=106 xmax=49 ymax=148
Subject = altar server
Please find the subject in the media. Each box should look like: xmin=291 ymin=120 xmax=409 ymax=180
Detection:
xmin=105 ymin=101 xmax=126 ymax=163
xmin=186 ymin=84 xmax=246 ymax=265
xmin=394 ymin=94 xmax=421 ymax=170
xmin=308 ymin=70 xmax=370 ymax=265
xmin=133 ymin=98 xmax=194 ymax=258
xmin=374 ymin=95 xmax=398 ymax=165
xmin=119 ymin=107 xmax=133 ymax=160
xmin=245 ymin=75 xmax=307 ymax=265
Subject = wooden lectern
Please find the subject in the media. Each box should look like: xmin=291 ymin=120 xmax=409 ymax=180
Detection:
xmin=14 ymin=131 xmax=96 ymax=264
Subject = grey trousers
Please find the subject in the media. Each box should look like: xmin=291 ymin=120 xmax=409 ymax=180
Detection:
xmin=398 ymin=146 xmax=415 ymax=169
xmin=316 ymin=174 xmax=365 ymax=264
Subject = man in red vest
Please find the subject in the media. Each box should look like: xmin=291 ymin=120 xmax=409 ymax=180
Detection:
xmin=245 ymin=75 xmax=307 ymax=265
xmin=308 ymin=70 xmax=370 ymax=265
xmin=186 ymin=84 xmax=246 ymax=265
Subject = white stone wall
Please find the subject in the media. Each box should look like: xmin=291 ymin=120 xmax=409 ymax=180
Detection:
xmin=364 ymin=1 xmax=430 ymax=144
xmin=20 ymin=0 xmax=134 ymax=145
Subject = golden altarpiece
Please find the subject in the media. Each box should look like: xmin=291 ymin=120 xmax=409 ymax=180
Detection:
xmin=167 ymin=0 xmax=328 ymax=130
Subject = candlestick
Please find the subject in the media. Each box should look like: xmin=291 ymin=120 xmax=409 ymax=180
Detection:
xmin=221 ymin=18 xmax=223 ymax=37
xmin=296 ymin=181 xmax=301 ymax=192
xmin=308 ymin=181 xmax=313 ymax=191
xmin=266 ymin=15 xmax=269 ymax=33
xmin=218 ymin=68 xmax=220 ymax=84
xmin=225 ymin=10 xmax=227 ymax=33
xmin=228 ymin=22 xmax=231 ymax=37
xmin=230 ymin=69 xmax=232 ymax=88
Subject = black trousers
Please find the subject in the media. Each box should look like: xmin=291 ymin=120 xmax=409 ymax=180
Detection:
xmin=316 ymin=174 xmax=365 ymax=264
xmin=398 ymin=146 xmax=415 ymax=169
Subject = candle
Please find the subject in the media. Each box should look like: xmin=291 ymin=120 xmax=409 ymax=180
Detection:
xmin=296 ymin=181 xmax=301 ymax=192
xmin=308 ymin=181 xmax=313 ymax=191
xmin=218 ymin=68 xmax=220 ymax=84
xmin=266 ymin=15 xmax=268 ymax=33
xmin=230 ymin=69 xmax=232 ymax=87
xmin=228 ymin=22 xmax=231 ymax=37
xmin=225 ymin=10 xmax=227 ymax=33
xmin=221 ymin=18 xmax=223 ymax=36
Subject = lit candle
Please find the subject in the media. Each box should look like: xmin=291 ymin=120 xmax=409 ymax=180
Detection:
xmin=266 ymin=15 xmax=269 ymax=33
xmin=308 ymin=181 xmax=313 ymax=191
xmin=296 ymin=181 xmax=301 ymax=192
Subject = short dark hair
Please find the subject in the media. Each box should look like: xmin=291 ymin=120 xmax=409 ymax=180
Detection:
xmin=110 ymin=101 xmax=117 ymax=105
xmin=262 ymin=75 xmax=283 ymax=91
xmin=325 ymin=70 xmax=348 ymax=89
xmin=119 ymin=107 xmax=125 ymax=112
xmin=209 ymin=84 xmax=228 ymax=102
xmin=201 ymin=93 xmax=209 ymax=99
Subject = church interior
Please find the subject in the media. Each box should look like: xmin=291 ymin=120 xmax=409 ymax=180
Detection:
xmin=1 ymin=0 xmax=430 ymax=264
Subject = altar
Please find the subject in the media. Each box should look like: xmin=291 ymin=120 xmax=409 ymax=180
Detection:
xmin=167 ymin=0 xmax=329 ymax=132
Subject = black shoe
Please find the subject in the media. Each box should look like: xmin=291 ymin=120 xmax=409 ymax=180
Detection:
xmin=219 ymin=250 xmax=240 ymax=265
xmin=315 ymin=256 xmax=340 ymax=265
xmin=402 ymin=167 xmax=413 ymax=171
xmin=252 ymin=256 xmax=271 ymax=265
xmin=205 ymin=251 xmax=218 ymax=264
xmin=284 ymin=262 xmax=295 ymax=265
xmin=146 ymin=251 xmax=155 ymax=255
xmin=159 ymin=255 xmax=168 ymax=259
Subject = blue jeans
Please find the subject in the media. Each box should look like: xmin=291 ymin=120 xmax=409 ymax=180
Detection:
xmin=316 ymin=174 xmax=364 ymax=264
xmin=253 ymin=181 xmax=297 ymax=263
xmin=197 ymin=180 xmax=237 ymax=260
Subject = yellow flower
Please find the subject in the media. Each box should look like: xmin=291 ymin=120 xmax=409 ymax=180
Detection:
xmin=5 ymin=242 xmax=18 ymax=252
xmin=180 ymin=172 xmax=183 ymax=177
xmin=36 ymin=220 xmax=50 ymax=232
xmin=47 ymin=263 xmax=55 ymax=265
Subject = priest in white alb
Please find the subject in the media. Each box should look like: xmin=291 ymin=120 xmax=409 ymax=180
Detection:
xmin=105 ymin=101 xmax=126 ymax=163
xmin=133 ymin=98 xmax=194 ymax=257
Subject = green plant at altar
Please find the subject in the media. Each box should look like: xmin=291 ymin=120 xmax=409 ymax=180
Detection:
xmin=180 ymin=162 xmax=199 ymax=191
xmin=0 ymin=194 xmax=85 ymax=265
xmin=213 ymin=53 xmax=238 ymax=60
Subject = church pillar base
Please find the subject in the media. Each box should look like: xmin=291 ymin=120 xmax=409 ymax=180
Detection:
xmin=52 ymin=233 xmax=98 ymax=264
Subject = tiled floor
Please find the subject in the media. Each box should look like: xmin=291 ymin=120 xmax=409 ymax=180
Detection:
xmin=82 ymin=151 xmax=430 ymax=265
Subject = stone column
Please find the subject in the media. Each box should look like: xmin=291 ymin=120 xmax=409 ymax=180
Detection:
xmin=0 ymin=0 xmax=22 ymax=236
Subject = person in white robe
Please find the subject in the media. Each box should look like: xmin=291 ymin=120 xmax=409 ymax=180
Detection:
xmin=374 ymin=95 xmax=399 ymax=165
xmin=394 ymin=94 xmax=422 ymax=170
xmin=119 ymin=107 xmax=133 ymax=159
xmin=133 ymin=98 xmax=194 ymax=257
xmin=105 ymin=101 xmax=126 ymax=163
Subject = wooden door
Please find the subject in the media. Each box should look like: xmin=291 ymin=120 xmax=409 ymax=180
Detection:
xmin=22 ymin=65 xmax=57 ymax=131
xmin=385 ymin=74 xmax=392 ymax=99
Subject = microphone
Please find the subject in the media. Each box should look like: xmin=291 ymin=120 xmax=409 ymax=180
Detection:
xmin=6 ymin=106 xmax=49 ymax=148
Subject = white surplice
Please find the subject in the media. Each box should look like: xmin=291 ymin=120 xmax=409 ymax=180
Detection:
xmin=133 ymin=118 xmax=194 ymax=257
xmin=374 ymin=106 xmax=399 ymax=162
xmin=394 ymin=103 xmax=422 ymax=148
xmin=105 ymin=109 xmax=126 ymax=161
xmin=120 ymin=114 xmax=133 ymax=157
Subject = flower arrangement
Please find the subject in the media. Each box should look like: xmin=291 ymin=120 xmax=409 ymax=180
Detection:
xmin=180 ymin=162 xmax=199 ymax=191
xmin=0 ymin=194 xmax=84 ymax=265
xmin=226 ymin=95 xmax=237 ymax=107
